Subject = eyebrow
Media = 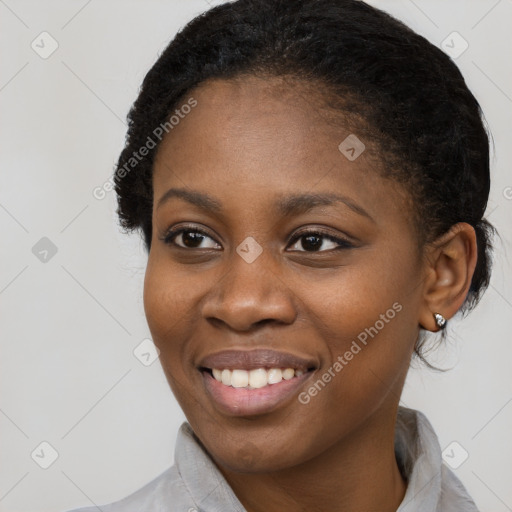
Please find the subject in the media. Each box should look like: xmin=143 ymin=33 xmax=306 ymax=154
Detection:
xmin=157 ymin=187 xmax=374 ymax=222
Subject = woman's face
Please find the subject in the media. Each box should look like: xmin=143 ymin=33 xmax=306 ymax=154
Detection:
xmin=144 ymin=76 xmax=425 ymax=473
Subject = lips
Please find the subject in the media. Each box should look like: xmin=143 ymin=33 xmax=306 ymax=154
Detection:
xmin=198 ymin=348 xmax=317 ymax=372
xmin=198 ymin=349 xmax=317 ymax=416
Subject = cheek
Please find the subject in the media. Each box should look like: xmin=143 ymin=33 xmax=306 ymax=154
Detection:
xmin=142 ymin=258 xmax=194 ymax=377
xmin=300 ymin=244 xmax=420 ymax=400
xmin=142 ymin=257 xmax=200 ymax=409
xmin=143 ymin=254 xmax=198 ymax=338
xmin=304 ymin=245 xmax=418 ymax=340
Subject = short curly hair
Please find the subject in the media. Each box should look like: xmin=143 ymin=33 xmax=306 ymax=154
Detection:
xmin=113 ymin=0 xmax=496 ymax=367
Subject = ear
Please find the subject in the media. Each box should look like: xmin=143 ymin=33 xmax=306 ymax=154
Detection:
xmin=418 ymin=222 xmax=478 ymax=332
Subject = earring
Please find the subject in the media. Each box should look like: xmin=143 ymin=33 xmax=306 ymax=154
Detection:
xmin=434 ymin=313 xmax=447 ymax=329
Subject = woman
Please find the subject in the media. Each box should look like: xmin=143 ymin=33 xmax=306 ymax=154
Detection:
xmin=68 ymin=0 xmax=495 ymax=510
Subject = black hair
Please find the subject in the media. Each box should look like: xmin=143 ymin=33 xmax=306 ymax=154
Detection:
xmin=113 ymin=0 xmax=496 ymax=367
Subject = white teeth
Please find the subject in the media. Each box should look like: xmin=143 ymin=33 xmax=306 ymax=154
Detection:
xmin=249 ymin=368 xmax=268 ymax=388
xmin=221 ymin=369 xmax=231 ymax=386
xmin=267 ymin=368 xmax=282 ymax=384
xmin=231 ymin=369 xmax=249 ymax=388
xmin=282 ymin=368 xmax=295 ymax=380
xmin=210 ymin=367 xmax=304 ymax=388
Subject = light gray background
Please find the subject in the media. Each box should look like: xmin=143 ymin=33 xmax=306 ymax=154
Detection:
xmin=1 ymin=1 xmax=511 ymax=511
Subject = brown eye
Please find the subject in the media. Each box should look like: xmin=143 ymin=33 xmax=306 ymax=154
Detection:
xmin=288 ymin=230 xmax=353 ymax=252
xmin=163 ymin=227 xmax=221 ymax=250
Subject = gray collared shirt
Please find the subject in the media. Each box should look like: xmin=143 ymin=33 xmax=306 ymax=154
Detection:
xmin=65 ymin=406 xmax=480 ymax=511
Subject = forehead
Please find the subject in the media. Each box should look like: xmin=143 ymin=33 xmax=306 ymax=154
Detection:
xmin=155 ymin=76 xmax=358 ymax=180
xmin=152 ymin=76 xmax=412 ymax=227
xmin=173 ymin=75 xmax=337 ymax=159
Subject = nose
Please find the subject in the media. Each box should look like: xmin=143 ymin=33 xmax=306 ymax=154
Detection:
xmin=201 ymin=252 xmax=297 ymax=332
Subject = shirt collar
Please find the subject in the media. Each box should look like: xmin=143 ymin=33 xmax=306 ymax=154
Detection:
xmin=174 ymin=423 xmax=246 ymax=512
xmin=174 ymin=406 xmax=476 ymax=512
xmin=395 ymin=406 xmax=443 ymax=511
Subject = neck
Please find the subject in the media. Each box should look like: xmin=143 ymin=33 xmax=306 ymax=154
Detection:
xmin=218 ymin=403 xmax=407 ymax=512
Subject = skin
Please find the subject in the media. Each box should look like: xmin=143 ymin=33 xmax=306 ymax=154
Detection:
xmin=143 ymin=75 xmax=477 ymax=512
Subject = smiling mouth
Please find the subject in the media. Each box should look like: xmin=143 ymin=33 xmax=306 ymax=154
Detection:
xmin=197 ymin=348 xmax=318 ymax=415
xmin=201 ymin=366 xmax=316 ymax=389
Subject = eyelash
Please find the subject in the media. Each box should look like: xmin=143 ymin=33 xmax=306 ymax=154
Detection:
xmin=160 ymin=225 xmax=354 ymax=252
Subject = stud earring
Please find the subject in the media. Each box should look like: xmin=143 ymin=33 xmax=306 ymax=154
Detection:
xmin=434 ymin=313 xmax=447 ymax=329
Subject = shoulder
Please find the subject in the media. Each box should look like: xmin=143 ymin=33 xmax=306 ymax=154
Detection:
xmin=63 ymin=464 xmax=192 ymax=512
xmin=395 ymin=406 xmax=480 ymax=512
xmin=438 ymin=464 xmax=480 ymax=512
